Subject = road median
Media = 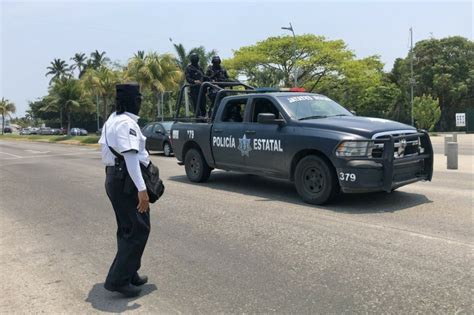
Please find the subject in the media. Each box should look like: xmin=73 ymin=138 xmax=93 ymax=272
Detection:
xmin=0 ymin=134 xmax=100 ymax=147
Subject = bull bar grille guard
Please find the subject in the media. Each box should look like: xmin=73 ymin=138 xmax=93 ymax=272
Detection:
xmin=335 ymin=131 xmax=434 ymax=192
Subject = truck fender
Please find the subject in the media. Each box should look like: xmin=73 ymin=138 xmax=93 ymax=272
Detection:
xmin=289 ymin=149 xmax=337 ymax=182
xmin=181 ymin=140 xmax=214 ymax=167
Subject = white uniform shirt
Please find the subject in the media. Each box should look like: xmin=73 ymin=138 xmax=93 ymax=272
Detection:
xmin=99 ymin=112 xmax=150 ymax=166
xmin=99 ymin=112 xmax=150 ymax=191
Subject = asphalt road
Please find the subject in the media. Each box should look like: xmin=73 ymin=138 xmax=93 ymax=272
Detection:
xmin=0 ymin=139 xmax=472 ymax=314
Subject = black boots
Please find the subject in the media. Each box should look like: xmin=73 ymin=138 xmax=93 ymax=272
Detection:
xmin=104 ymin=274 xmax=148 ymax=297
xmin=131 ymin=274 xmax=148 ymax=286
xmin=104 ymin=283 xmax=141 ymax=297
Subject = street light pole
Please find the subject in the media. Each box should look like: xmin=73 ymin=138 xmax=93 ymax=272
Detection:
xmin=409 ymin=27 xmax=415 ymax=126
xmin=96 ymin=94 xmax=100 ymax=131
xmin=281 ymin=23 xmax=297 ymax=87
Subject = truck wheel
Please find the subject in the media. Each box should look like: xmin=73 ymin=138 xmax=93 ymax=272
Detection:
xmin=163 ymin=142 xmax=172 ymax=157
xmin=294 ymin=155 xmax=337 ymax=205
xmin=184 ymin=148 xmax=211 ymax=182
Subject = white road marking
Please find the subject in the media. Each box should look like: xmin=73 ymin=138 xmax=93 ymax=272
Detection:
xmin=24 ymin=150 xmax=50 ymax=154
xmin=0 ymin=151 xmax=99 ymax=160
xmin=0 ymin=151 xmax=23 ymax=158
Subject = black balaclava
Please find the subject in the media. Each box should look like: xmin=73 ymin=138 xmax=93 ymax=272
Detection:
xmin=116 ymin=83 xmax=142 ymax=115
xmin=189 ymin=53 xmax=199 ymax=66
xmin=211 ymin=56 xmax=221 ymax=69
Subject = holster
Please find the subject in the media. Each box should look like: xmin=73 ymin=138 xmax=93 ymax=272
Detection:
xmin=112 ymin=158 xmax=127 ymax=180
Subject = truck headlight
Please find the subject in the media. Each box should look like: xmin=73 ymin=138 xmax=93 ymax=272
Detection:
xmin=336 ymin=141 xmax=374 ymax=157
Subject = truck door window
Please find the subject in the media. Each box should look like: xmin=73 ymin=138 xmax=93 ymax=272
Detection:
xmin=251 ymin=98 xmax=281 ymax=122
xmin=221 ymin=98 xmax=247 ymax=123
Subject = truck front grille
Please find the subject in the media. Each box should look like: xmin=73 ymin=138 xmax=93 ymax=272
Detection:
xmin=371 ymin=131 xmax=422 ymax=159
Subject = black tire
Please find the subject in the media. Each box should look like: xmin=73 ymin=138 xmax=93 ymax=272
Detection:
xmin=294 ymin=155 xmax=338 ymax=205
xmin=163 ymin=142 xmax=172 ymax=157
xmin=184 ymin=148 xmax=211 ymax=182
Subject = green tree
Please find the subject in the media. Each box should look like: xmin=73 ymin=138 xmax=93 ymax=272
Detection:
xmin=392 ymin=36 xmax=474 ymax=130
xmin=45 ymin=58 xmax=72 ymax=85
xmin=126 ymin=52 xmax=182 ymax=120
xmin=27 ymin=99 xmax=54 ymax=126
xmin=226 ymin=35 xmax=405 ymax=119
xmin=43 ymin=78 xmax=93 ymax=132
xmin=0 ymin=98 xmax=16 ymax=135
xmin=88 ymin=50 xmax=110 ymax=70
xmin=81 ymin=66 xmax=122 ymax=122
xmin=413 ymin=94 xmax=441 ymax=131
xmin=134 ymin=50 xmax=145 ymax=60
xmin=172 ymin=43 xmax=188 ymax=72
xmin=71 ymin=53 xmax=88 ymax=78
xmin=226 ymin=34 xmax=353 ymax=87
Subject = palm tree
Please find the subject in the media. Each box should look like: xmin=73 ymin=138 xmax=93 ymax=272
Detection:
xmin=81 ymin=65 xmax=121 ymax=121
xmin=44 ymin=78 xmax=92 ymax=133
xmin=71 ymin=53 xmax=88 ymax=78
xmin=134 ymin=50 xmax=145 ymax=60
xmin=145 ymin=53 xmax=182 ymax=93
xmin=89 ymin=50 xmax=110 ymax=70
xmin=172 ymin=43 xmax=188 ymax=72
xmin=126 ymin=53 xmax=149 ymax=90
xmin=126 ymin=52 xmax=182 ymax=111
xmin=126 ymin=52 xmax=182 ymax=119
xmin=45 ymin=59 xmax=72 ymax=85
xmin=0 ymin=98 xmax=16 ymax=135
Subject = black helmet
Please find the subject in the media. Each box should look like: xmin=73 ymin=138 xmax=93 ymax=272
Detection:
xmin=211 ymin=56 xmax=221 ymax=65
xmin=189 ymin=53 xmax=199 ymax=65
xmin=116 ymin=83 xmax=142 ymax=115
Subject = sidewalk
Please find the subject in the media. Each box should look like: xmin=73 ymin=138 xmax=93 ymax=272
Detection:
xmin=433 ymin=154 xmax=473 ymax=174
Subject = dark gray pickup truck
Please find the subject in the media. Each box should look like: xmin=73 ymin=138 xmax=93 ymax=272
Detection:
xmin=170 ymin=87 xmax=433 ymax=204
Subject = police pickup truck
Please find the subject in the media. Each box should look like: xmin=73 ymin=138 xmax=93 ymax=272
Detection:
xmin=170 ymin=83 xmax=433 ymax=204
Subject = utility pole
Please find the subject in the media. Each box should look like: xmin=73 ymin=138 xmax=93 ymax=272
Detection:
xmin=96 ymin=95 xmax=100 ymax=131
xmin=281 ymin=23 xmax=297 ymax=87
xmin=410 ymin=27 xmax=415 ymax=126
xmin=161 ymin=92 xmax=165 ymax=121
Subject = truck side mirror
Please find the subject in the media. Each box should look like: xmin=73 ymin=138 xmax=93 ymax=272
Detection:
xmin=257 ymin=113 xmax=285 ymax=125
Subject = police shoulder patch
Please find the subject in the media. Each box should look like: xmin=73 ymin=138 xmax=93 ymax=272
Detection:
xmin=129 ymin=128 xmax=137 ymax=136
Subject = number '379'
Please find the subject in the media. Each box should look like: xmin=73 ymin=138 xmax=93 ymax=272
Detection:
xmin=339 ymin=172 xmax=356 ymax=182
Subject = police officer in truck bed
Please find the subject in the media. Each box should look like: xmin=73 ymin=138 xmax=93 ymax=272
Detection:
xmin=206 ymin=55 xmax=230 ymax=107
xmin=185 ymin=53 xmax=206 ymax=117
xmin=98 ymin=83 xmax=151 ymax=298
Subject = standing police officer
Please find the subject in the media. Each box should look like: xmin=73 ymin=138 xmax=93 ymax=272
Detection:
xmin=185 ymin=53 xmax=206 ymax=117
xmin=98 ymin=83 xmax=151 ymax=297
xmin=206 ymin=56 xmax=230 ymax=107
xmin=206 ymin=56 xmax=229 ymax=83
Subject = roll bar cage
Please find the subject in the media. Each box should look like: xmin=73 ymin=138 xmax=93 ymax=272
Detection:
xmin=174 ymin=81 xmax=255 ymax=122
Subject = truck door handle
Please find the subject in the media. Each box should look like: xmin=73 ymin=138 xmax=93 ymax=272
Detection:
xmin=214 ymin=129 xmax=223 ymax=133
xmin=245 ymin=130 xmax=256 ymax=135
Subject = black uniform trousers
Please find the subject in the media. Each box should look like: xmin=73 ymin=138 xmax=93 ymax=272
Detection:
xmin=189 ymin=86 xmax=206 ymax=117
xmin=104 ymin=167 xmax=150 ymax=287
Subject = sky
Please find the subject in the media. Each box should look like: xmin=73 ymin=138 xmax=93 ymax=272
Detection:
xmin=1 ymin=0 xmax=472 ymax=117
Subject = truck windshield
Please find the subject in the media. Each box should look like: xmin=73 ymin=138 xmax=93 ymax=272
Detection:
xmin=277 ymin=95 xmax=352 ymax=120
